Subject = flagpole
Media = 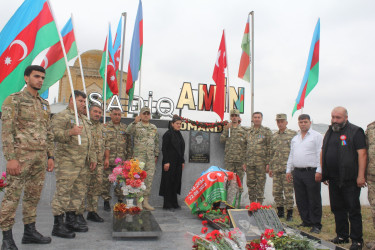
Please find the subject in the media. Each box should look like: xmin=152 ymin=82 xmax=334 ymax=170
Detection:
xmin=119 ymin=12 xmax=127 ymax=106
xmin=71 ymin=14 xmax=89 ymax=120
xmin=47 ymin=0 xmax=81 ymax=145
xmin=250 ymin=11 xmax=254 ymax=118
xmin=223 ymin=29 xmax=230 ymax=115
xmin=138 ymin=65 xmax=142 ymax=114
xmin=103 ymin=23 xmax=110 ymax=124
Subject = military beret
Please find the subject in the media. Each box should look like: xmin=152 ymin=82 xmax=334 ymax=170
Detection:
xmin=276 ymin=113 xmax=287 ymax=120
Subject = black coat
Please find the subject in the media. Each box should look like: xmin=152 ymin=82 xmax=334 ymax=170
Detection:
xmin=159 ymin=128 xmax=185 ymax=196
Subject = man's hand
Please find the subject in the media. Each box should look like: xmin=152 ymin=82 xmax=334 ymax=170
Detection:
xmin=357 ymin=176 xmax=366 ymax=188
xmin=164 ymin=163 xmax=170 ymax=172
xmin=7 ymin=159 xmax=21 ymax=176
xmin=323 ymin=180 xmax=329 ymax=185
xmin=225 ymin=122 xmax=232 ymax=130
xmin=268 ymin=170 xmax=273 ymax=178
xmin=242 ymin=164 xmax=247 ymax=171
xmin=104 ymin=159 xmax=109 ymax=169
xmin=315 ymin=172 xmax=322 ymax=182
xmin=182 ymin=163 xmax=185 ymax=170
xmin=134 ymin=116 xmax=141 ymax=123
xmin=286 ymin=173 xmax=293 ymax=183
xmin=47 ymin=159 xmax=54 ymax=172
xmin=69 ymin=125 xmax=83 ymax=136
xmin=266 ymin=165 xmax=270 ymax=173
xmin=90 ymin=162 xmax=97 ymax=171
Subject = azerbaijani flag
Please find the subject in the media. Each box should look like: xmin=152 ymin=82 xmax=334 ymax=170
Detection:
xmin=238 ymin=16 xmax=250 ymax=82
xmin=126 ymin=0 xmax=143 ymax=106
xmin=292 ymin=19 xmax=320 ymax=116
xmin=0 ymin=0 xmax=59 ymax=110
xmin=113 ymin=16 xmax=122 ymax=71
xmin=235 ymin=88 xmax=244 ymax=112
xmin=39 ymin=18 xmax=78 ymax=95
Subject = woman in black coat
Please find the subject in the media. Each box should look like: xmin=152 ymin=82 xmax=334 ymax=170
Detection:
xmin=159 ymin=115 xmax=185 ymax=210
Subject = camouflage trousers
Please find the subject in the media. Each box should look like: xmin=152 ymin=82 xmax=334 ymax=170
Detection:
xmin=0 ymin=150 xmax=46 ymax=231
xmin=51 ymin=158 xmax=89 ymax=216
xmin=78 ymin=163 xmax=104 ymax=214
xmin=272 ymin=171 xmax=294 ymax=210
xmin=101 ymin=165 xmax=124 ymax=201
xmin=136 ymin=156 xmax=155 ymax=198
xmin=368 ymin=175 xmax=375 ymax=229
xmin=225 ymin=161 xmax=245 ymax=186
xmin=246 ymin=165 xmax=266 ymax=204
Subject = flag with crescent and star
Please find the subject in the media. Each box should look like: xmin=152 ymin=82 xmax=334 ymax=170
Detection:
xmin=113 ymin=16 xmax=122 ymax=72
xmin=0 ymin=0 xmax=59 ymax=110
xmin=212 ymin=30 xmax=227 ymax=121
xmin=99 ymin=26 xmax=119 ymax=100
xmin=39 ymin=18 xmax=78 ymax=96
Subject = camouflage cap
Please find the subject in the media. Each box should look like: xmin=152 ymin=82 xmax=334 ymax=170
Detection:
xmin=276 ymin=113 xmax=287 ymax=120
xmin=140 ymin=107 xmax=151 ymax=114
xmin=230 ymin=109 xmax=240 ymax=115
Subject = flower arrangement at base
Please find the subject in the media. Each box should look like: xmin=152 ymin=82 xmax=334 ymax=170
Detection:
xmin=113 ymin=203 xmax=142 ymax=218
xmin=109 ymin=158 xmax=147 ymax=208
xmin=0 ymin=172 xmax=7 ymax=192
xmin=198 ymin=208 xmax=231 ymax=229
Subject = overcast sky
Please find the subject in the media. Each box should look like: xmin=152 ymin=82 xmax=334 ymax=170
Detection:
xmin=1 ymin=0 xmax=375 ymax=131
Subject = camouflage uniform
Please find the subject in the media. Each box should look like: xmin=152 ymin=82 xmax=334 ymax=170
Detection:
xmin=245 ymin=125 xmax=272 ymax=204
xmin=51 ymin=107 xmax=96 ymax=216
xmin=270 ymin=129 xmax=297 ymax=210
xmin=126 ymin=121 xmax=159 ymax=198
xmin=0 ymin=90 xmax=54 ymax=231
xmin=366 ymin=121 xmax=375 ymax=229
xmin=101 ymin=120 xmax=132 ymax=202
xmin=220 ymin=125 xmax=247 ymax=182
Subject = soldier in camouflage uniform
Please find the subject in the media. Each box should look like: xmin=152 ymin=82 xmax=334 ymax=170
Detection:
xmin=220 ymin=109 xmax=246 ymax=183
xmin=244 ymin=111 xmax=272 ymax=204
xmin=365 ymin=121 xmax=375 ymax=250
xmin=51 ymin=90 xmax=96 ymax=238
xmin=102 ymin=108 xmax=132 ymax=211
xmin=126 ymin=107 xmax=159 ymax=211
xmin=0 ymin=66 xmax=54 ymax=249
xmin=269 ymin=114 xmax=296 ymax=221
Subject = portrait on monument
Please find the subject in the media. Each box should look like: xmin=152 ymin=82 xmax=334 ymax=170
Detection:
xmin=189 ymin=131 xmax=210 ymax=163
xmin=228 ymin=209 xmax=262 ymax=242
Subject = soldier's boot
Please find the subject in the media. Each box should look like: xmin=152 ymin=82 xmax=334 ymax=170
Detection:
xmin=87 ymin=212 xmax=104 ymax=223
xmin=76 ymin=214 xmax=87 ymax=225
xmin=65 ymin=212 xmax=88 ymax=232
xmin=286 ymin=209 xmax=293 ymax=221
xmin=103 ymin=201 xmax=111 ymax=212
xmin=1 ymin=229 xmax=18 ymax=250
xmin=51 ymin=214 xmax=75 ymax=239
xmin=21 ymin=222 xmax=51 ymax=244
xmin=143 ymin=198 xmax=155 ymax=211
xmin=277 ymin=207 xmax=284 ymax=218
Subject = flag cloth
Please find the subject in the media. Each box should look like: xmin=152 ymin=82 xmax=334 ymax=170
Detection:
xmin=292 ymin=19 xmax=320 ymax=116
xmin=0 ymin=0 xmax=59 ymax=110
xmin=235 ymin=88 xmax=244 ymax=112
xmin=40 ymin=88 xmax=49 ymax=99
xmin=99 ymin=29 xmax=119 ymax=100
xmin=39 ymin=18 xmax=78 ymax=94
xmin=212 ymin=31 xmax=227 ymax=121
xmin=238 ymin=16 xmax=250 ymax=82
xmin=126 ymin=0 xmax=143 ymax=106
xmin=113 ymin=16 xmax=122 ymax=71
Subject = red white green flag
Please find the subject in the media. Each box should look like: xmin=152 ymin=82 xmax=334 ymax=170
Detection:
xmin=238 ymin=16 xmax=250 ymax=82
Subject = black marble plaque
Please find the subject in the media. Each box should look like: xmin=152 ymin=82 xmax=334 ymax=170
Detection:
xmin=189 ymin=130 xmax=210 ymax=163
xmin=112 ymin=211 xmax=162 ymax=238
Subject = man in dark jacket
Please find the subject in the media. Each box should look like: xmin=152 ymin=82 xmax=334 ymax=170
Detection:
xmin=321 ymin=107 xmax=367 ymax=250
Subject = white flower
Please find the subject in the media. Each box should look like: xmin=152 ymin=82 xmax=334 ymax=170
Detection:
xmin=139 ymin=162 xmax=145 ymax=169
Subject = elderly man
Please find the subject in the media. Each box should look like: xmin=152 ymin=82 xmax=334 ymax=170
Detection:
xmin=321 ymin=107 xmax=366 ymax=250
xmin=286 ymin=114 xmax=322 ymax=234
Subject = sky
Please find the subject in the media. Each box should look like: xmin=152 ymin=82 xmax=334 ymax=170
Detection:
xmin=1 ymin=0 xmax=375 ymax=131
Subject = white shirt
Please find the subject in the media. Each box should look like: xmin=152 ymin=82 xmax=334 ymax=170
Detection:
xmin=286 ymin=128 xmax=323 ymax=174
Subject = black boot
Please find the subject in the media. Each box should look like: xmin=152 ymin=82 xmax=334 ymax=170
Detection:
xmin=21 ymin=222 xmax=51 ymax=244
xmin=76 ymin=214 xmax=87 ymax=225
xmin=65 ymin=212 xmax=88 ymax=232
xmin=51 ymin=214 xmax=75 ymax=239
xmin=1 ymin=229 xmax=18 ymax=250
xmin=104 ymin=201 xmax=110 ymax=212
xmin=286 ymin=209 xmax=293 ymax=221
xmin=277 ymin=207 xmax=284 ymax=218
xmin=87 ymin=212 xmax=104 ymax=223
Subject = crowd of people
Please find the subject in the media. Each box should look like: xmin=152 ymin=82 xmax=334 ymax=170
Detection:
xmin=0 ymin=65 xmax=374 ymax=250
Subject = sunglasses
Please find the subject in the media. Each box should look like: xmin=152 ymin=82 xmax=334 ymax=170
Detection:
xmin=142 ymin=112 xmax=150 ymax=115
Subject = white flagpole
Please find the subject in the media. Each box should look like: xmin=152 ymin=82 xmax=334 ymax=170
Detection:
xmin=71 ymin=14 xmax=89 ymax=120
xmin=119 ymin=12 xmax=127 ymax=103
xmin=103 ymin=23 xmax=110 ymax=124
xmin=250 ymin=11 xmax=255 ymax=118
xmin=223 ymin=29 xmax=231 ymax=137
xmin=47 ymin=0 xmax=81 ymax=145
xmin=138 ymin=66 xmax=142 ymax=113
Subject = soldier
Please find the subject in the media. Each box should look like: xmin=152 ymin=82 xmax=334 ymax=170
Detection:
xmin=126 ymin=107 xmax=159 ymax=211
xmin=269 ymin=114 xmax=297 ymax=221
xmin=0 ymin=65 xmax=54 ymax=249
xmin=102 ymin=108 xmax=132 ymax=211
xmin=51 ymin=90 xmax=96 ymax=238
xmin=243 ymin=112 xmax=272 ymax=204
xmin=77 ymin=104 xmax=105 ymax=222
xmin=220 ymin=109 xmax=246 ymax=183
xmin=365 ymin=121 xmax=375 ymax=250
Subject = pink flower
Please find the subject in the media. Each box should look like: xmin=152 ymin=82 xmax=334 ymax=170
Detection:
xmin=114 ymin=158 xmax=122 ymax=164
xmin=113 ymin=167 xmax=122 ymax=175
xmin=108 ymin=174 xmax=117 ymax=182
xmin=277 ymin=231 xmax=284 ymax=237
xmin=1 ymin=172 xmax=6 ymax=178
xmin=134 ymin=174 xmax=140 ymax=179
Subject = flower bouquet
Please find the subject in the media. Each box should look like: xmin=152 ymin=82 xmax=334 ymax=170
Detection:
xmin=109 ymin=158 xmax=147 ymax=208
xmin=198 ymin=208 xmax=231 ymax=229
xmin=0 ymin=172 xmax=7 ymax=192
